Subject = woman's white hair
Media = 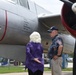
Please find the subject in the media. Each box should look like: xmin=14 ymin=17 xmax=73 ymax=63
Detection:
xmin=30 ymin=31 xmax=41 ymax=43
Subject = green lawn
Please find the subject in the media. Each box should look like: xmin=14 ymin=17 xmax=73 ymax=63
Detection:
xmin=0 ymin=66 xmax=72 ymax=74
xmin=0 ymin=66 xmax=25 ymax=73
xmin=44 ymin=67 xmax=73 ymax=71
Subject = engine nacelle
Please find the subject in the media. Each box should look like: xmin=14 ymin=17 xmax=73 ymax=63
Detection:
xmin=61 ymin=0 xmax=76 ymax=38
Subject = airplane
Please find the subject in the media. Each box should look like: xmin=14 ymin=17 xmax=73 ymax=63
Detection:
xmin=0 ymin=0 xmax=75 ymax=71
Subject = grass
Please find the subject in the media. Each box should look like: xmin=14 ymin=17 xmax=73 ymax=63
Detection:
xmin=0 ymin=66 xmax=25 ymax=74
xmin=44 ymin=67 xmax=73 ymax=71
xmin=0 ymin=66 xmax=72 ymax=74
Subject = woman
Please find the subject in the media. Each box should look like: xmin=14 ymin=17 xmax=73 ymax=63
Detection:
xmin=25 ymin=31 xmax=44 ymax=75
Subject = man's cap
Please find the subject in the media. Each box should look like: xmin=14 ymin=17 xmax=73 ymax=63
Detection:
xmin=47 ymin=26 xmax=58 ymax=33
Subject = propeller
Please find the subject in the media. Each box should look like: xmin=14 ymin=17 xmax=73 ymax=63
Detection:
xmin=60 ymin=0 xmax=73 ymax=7
xmin=60 ymin=0 xmax=76 ymax=14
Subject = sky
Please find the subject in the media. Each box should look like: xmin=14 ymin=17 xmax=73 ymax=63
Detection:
xmin=31 ymin=0 xmax=63 ymax=14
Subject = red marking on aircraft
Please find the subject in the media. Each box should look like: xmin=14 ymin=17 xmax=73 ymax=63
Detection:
xmin=0 ymin=10 xmax=8 ymax=41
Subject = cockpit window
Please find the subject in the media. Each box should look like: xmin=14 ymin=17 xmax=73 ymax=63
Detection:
xmin=7 ymin=0 xmax=29 ymax=9
xmin=19 ymin=0 xmax=29 ymax=9
xmin=7 ymin=0 xmax=18 ymax=3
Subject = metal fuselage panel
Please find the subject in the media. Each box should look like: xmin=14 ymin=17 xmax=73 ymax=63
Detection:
xmin=0 ymin=0 xmax=38 ymax=45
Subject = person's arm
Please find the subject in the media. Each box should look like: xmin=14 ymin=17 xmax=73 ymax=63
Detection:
xmin=33 ymin=58 xmax=41 ymax=63
xmin=53 ymin=38 xmax=63 ymax=60
xmin=53 ymin=45 xmax=63 ymax=60
xmin=33 ymin=44 xmax=43 ymax=63
xmin=26 ymin=43 xmax=41 ymax=63
xmin=26 ymin=44 xmax=34 ymax=60
xmin=57 ymin=45 xmax=63 ymax=56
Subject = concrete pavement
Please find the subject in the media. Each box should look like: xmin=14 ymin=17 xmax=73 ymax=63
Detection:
xmin=0 ymin=71 xmax=72 ymax=75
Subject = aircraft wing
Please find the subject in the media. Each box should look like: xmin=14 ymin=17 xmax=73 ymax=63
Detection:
xmin=38 ymin=13 xmax=69 ymax=34
xmin=38 ymin=13 xmax=75 ymax=54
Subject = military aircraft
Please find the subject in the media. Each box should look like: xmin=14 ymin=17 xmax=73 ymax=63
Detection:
xmin=0 ymin=0 xmax=75 ymax=68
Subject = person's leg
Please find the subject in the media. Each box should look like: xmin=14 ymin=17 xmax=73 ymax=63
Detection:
xmin=51 ymin=59 xmax=56 ymax=75
xmin=28 ymin=69 xmax=34 ymax=75
xmin=34 ymin=70 xmax=43 ymax=75
xmin=57 ymin=57 xmax=63 ymax=75
xmin=51 ymin=57 xmax=62 ymax=75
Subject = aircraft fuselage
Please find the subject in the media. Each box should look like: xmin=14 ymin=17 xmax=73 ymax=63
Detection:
xmin=0 ymin=0 xmax=38 ymax=45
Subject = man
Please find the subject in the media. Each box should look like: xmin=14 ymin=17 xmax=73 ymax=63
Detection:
xmin=47 ymin=26 xmax=63 ymax=75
